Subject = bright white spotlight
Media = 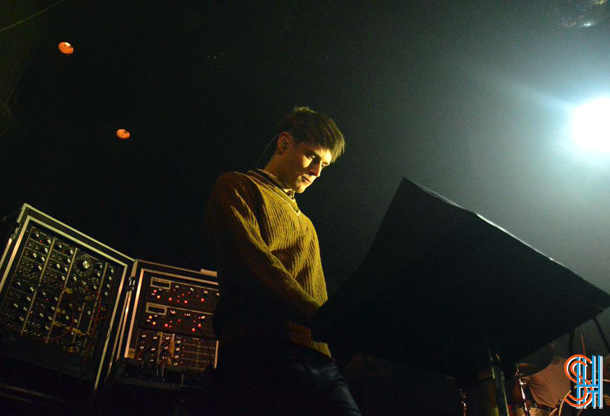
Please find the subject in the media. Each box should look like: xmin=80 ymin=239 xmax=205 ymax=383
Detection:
xmin=572 ymin=97 xmax=610 ymax=153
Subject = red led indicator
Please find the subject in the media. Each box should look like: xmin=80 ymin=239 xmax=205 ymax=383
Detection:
xmin=191 ymin=328 xmax=196 ymax=332
xmin=197 ymin=323 xmax=202 ymax=328
xmin=157 ymin=295 xmax=161 ymax=299
xmin=169 ymin=297 xmax=172 ymax=301
xmin=200 ymin=298 xmax=205 ymax=302
xmin=184 ymin=300 xmax=188 ymax=304
xmin=152 ymin=322 xmax=156 ymax=326
xmin=164 ymin=324 xmax=168 ymax=328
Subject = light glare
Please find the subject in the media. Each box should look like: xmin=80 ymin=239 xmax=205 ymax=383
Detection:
xmin=572 ymin=97 xmax=610 ymax=153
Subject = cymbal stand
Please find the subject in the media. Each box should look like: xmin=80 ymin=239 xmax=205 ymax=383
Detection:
xmin=514 ymin=365 xmax=531 ymax=416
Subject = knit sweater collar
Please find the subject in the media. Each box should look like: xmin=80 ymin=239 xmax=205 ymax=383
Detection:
xmin=255 ymin=169 xmax=296 ymax=200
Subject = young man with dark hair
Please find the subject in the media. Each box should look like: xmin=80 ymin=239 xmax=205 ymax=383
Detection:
xmin=206 ymin=107 xmax=360 ymax=415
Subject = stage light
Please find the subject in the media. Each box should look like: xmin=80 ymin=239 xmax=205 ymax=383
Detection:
xmin=572 ymin=97 xmax=610 ymax=153
xmin=553 ymin=0 xmax=610 ymax=28
xmin=58 ymin=42 xmax=74 ymax=55
xmin=116 ymin=129 xmax=130 ymax=140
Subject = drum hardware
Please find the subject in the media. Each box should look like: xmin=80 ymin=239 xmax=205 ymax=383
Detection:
xmin=515 ymin=364 xmax=533 ymax=416
xmin=460 ymin=389 xmax=467 ymax=416
xmin=555 ymin=379 xmax=610 ymax=416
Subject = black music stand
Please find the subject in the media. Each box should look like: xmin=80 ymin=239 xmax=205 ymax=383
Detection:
xmin=314 ymin=178 xmax=610 ymax=415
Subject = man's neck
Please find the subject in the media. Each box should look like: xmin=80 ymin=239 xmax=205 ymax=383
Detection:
xmin=258 ymin=167 xmax=295 ymax=198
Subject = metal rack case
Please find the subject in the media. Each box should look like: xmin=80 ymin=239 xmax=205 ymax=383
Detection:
xmin=0 ymin=204 xmax=134 ymax=404
xmin=117 ymin=259 xmax=219 ymax=386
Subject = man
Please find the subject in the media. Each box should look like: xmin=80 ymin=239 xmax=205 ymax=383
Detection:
xmin=205 ymin=107 xmax=361 ymax=415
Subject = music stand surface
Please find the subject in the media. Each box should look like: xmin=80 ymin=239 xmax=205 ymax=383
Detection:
xmin=315 ymin=177 xmax=610 ymax=395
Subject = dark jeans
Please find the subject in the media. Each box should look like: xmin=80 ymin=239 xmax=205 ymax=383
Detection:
xmin=211 ymin=341 xmax=362 ymax=416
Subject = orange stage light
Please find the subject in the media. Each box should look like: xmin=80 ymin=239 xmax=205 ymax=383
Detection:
xmin=58 ymin=42 xmax=74 ymax=55
xmin=116 ymin=129 xmax=130 ymax=139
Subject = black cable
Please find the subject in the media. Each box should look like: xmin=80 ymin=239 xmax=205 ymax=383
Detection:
xmin=196 ymin=326 xmax=215 ymax=372
xmin=592 ymin=317 xmax=610 ymax=354
xmin=255 ymin=134 xmax=280 ymax=169
xmin=0 ymin=0 xmax=69 ymax=34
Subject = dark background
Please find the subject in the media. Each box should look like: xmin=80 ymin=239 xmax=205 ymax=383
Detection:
xmin=1 ymin=0 xmax=609 ymax=352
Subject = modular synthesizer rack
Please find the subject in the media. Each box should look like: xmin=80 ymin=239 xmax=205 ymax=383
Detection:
xmin=118 ymin=260 xmax=219 ymax=385
xmin=0 ymin=204 xmax=133 ymax=402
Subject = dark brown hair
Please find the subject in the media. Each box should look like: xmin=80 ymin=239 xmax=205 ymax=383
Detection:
xmin=277 ymin=106 xmax=346 ymax=162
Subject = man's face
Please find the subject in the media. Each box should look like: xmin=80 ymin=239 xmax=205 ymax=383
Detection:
xmin=279 ymin=140 xmax=333 ymax=194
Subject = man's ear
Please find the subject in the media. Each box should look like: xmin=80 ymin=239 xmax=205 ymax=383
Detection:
xmin=277 ymin=132 xmax=292 ymax=153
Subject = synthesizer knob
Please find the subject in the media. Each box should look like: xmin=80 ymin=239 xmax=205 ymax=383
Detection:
xmin=29 ymin=286 xmax=35 ymax=292
xmin=78 ymin=259 xmax=91 ymax=271
xmin=39 ymin=313 xmax=45 ymax=318
xmin=26 ymin=296 xmax=31 ymax=302
xmin=66 ymin=258 xmax=71 ymax=264
xmin=12 ymin=303 xmax=18 ymax=309
xmin=40 ymin=256 xmax=46 ymax=262
xmin=69 ymin=249 xmax=74 ymax=255
xmin=55 ymin=263 xmax=61 ymax=269
xmin=57 ymin=243 xmax=63 ymax=249
xmin=46 ymin=238 xmax=52 ymax=244
xmin=33 ymin=232 xmax=40 ymax=239
xmin=44 ymin=247 xmax=49 ymax=253
xmin=32 ymin=253 xmax=38 ymax=259
xmin=22 ymin=306 xmax=28 ymax=312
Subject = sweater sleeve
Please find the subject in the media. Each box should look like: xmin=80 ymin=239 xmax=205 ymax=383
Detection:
xmin=206 ymin=172 xmax=321 ymax=326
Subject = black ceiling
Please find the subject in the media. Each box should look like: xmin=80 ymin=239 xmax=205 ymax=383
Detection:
xmin=1 ymin=0 xmax=609 ymax=345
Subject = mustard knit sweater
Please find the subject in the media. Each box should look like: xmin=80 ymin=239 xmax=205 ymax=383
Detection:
xmin=206 ymin=170 xmax=331 ymax=357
